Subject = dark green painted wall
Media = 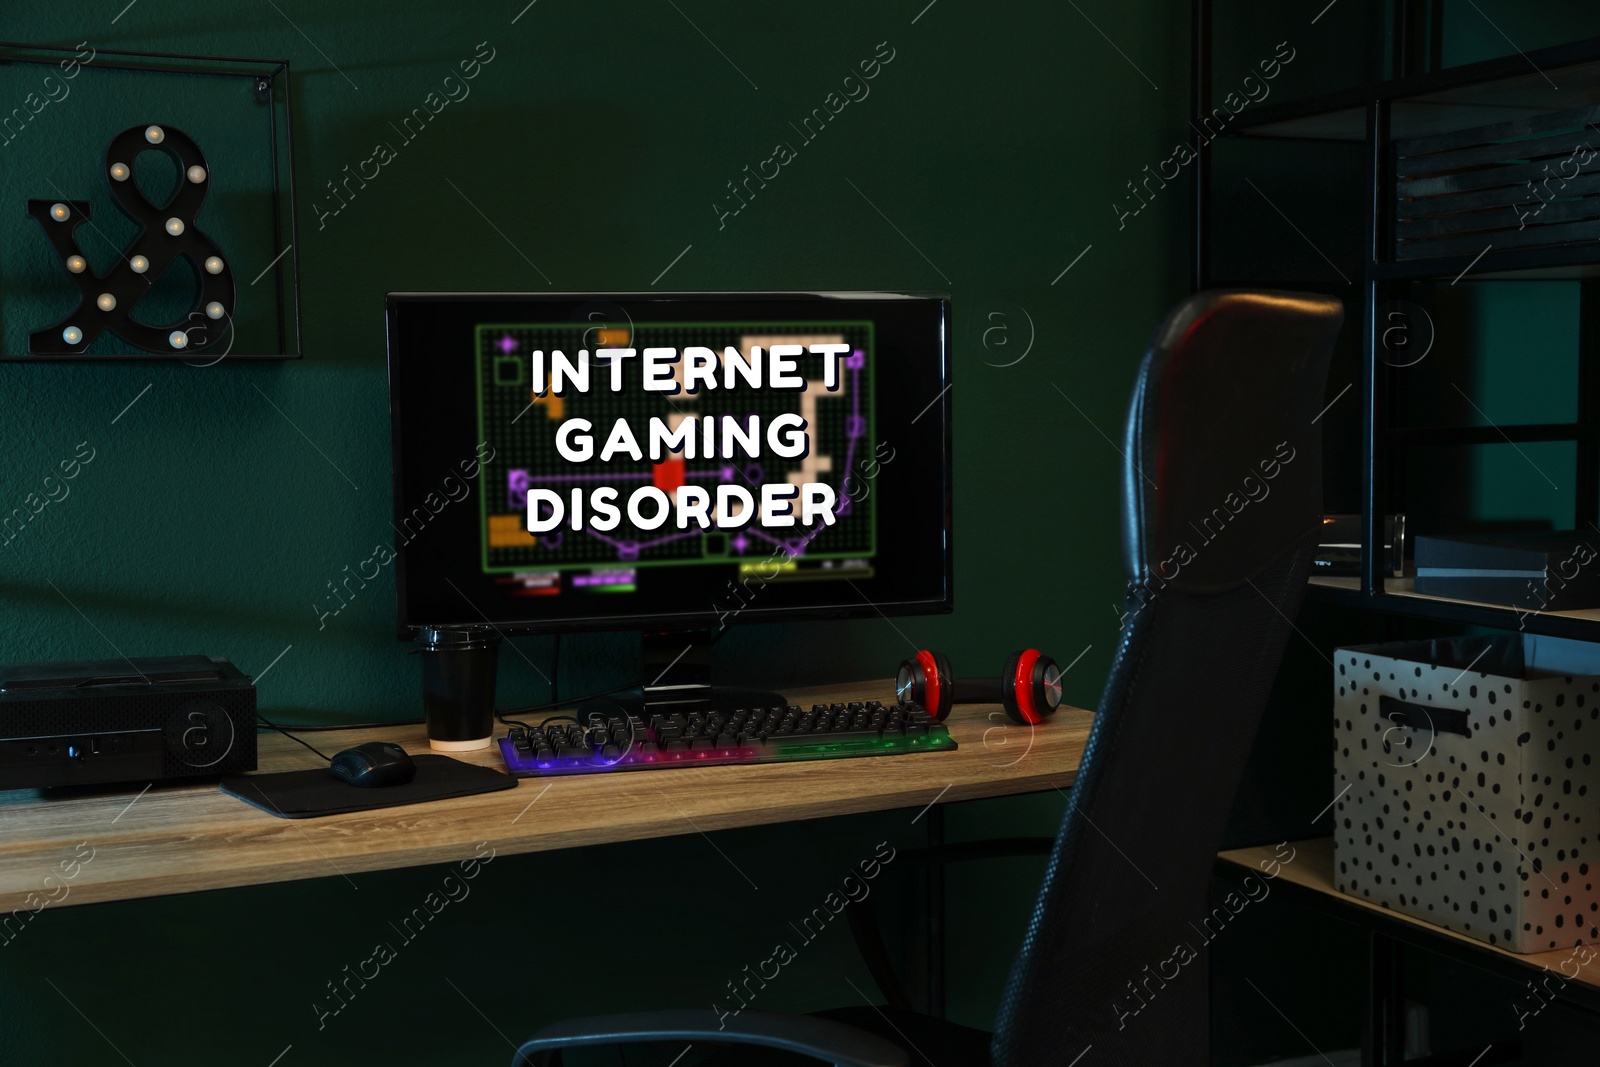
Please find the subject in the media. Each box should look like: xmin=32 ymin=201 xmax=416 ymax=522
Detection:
xmin=0 ymin=2 xmax=1188 ymax=1062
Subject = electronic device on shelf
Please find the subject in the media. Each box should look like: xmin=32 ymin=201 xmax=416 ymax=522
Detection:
xmin=0 ymin=655 xmax=256 ymax=790
xmin=1313 ymin=513 xmax=1406 ymax=577
xmin=498 ymin=698 xmax=953 ymax=777
xmin=386 ymin=292 xmax=953 ymax=768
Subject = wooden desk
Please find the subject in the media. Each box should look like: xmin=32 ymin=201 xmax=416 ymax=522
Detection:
xmin=1219 ymin=838 xmax=1600 ymax=1002
xmin=0 ymin=680 xmax=1089 ymax=912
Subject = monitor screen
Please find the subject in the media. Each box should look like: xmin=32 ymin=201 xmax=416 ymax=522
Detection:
xmin=385 ymin=292 xmax=951 ymax=636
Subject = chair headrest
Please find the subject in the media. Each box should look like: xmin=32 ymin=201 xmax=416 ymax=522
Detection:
xmin=1121 ymin=290 xmax=1343 ymax=593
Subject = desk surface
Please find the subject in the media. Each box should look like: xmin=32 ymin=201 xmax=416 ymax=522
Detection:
xmin=1219 ymin=838 xmax=1600 ymax=992
xmin=0 ymin=680 xmax=1090 ymax=912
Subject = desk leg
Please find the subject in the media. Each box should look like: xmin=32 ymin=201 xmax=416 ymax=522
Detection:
xmin=1363 ymin=932 xmax=1406 ymax=1066
xmin=927 ymin=804 xmax=945 ymax=1020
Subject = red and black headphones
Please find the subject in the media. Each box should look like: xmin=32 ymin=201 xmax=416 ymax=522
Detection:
xmin=895 ymin=649 xmax=1064 ymax=725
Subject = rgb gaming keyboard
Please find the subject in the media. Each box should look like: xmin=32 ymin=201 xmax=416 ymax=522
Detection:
xmin=498 ymin=700 xmax=954 ymax=776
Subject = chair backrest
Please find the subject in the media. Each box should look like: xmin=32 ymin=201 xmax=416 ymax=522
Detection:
xmin=991 ymin=290 xmax=1343 ymax=1066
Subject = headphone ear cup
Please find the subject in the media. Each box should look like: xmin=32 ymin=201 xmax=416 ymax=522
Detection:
xmin=929 ymin=650 xmax=954 ymax=721
xmin=1031 ymin=653 xmax=1063 ymax=720
xmin=999 ymin=650 xmax=1026 ymax=724
xmin=895 ymin=656 xmax=921 ymax=708
xmin=899 ymin=650 xmax=956 ymax=720
xmin=928 ymin=652 xmax=947 ymax=716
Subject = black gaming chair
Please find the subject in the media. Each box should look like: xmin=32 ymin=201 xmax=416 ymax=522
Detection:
xmin=511 ymin=290 xmax=1344 ymax=1067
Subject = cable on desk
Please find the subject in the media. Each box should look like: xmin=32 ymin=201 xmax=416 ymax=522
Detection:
xmin=495 ymin=681 xmax=637 ymax=733
xmin=255 ymin=714 xmax=333 ymax=763
xmin=251 ymin=719 xmax=424 ymax=733
xmin=551 ymin=633 xmax=561 ymax=706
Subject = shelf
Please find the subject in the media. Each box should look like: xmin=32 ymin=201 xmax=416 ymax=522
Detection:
xmin=1307 ymin=575 xmax=1600 ymax=639
xmin=1388 ymin=423 xmax=1583 ymax=444
xmin=1226 ymin=36 xmax=1600 ymax=142
xmin=1218 ymin=839 xmax=1600 ymax=1010
xmin=1372 ymin=243 xmax=1600 ymax=281
xmin=1203 ymin=35 xmax=1600 ymax=281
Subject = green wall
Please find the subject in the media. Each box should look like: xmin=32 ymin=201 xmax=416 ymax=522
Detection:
xmin=0 ymin=2 xmax=1188 ymax=1063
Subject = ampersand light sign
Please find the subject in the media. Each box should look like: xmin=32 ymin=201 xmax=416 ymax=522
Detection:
xmin=27 ymin=123 xmax=236 ymax=356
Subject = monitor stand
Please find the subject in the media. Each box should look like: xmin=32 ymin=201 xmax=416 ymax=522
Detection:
xmin=577 ymin=630 xmax=786 ymax=719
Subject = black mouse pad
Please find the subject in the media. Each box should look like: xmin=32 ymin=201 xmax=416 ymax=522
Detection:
xmin=220 ymin=755 xmax=516 ymax=819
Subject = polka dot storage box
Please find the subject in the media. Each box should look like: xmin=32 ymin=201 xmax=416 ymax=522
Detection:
xmin=1334 ymin=634 xmax=1600 ymax=953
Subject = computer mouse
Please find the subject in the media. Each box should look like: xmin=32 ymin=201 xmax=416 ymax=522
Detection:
xmin=329 ymin=741 xmax=417 ymax=788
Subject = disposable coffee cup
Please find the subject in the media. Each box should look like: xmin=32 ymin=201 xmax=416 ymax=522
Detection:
xmin=416 ymin=628 xmax=500 ymax=751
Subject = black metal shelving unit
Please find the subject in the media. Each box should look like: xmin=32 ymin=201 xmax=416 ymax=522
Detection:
xmin=1196 ymin=8 xmax=1600 ymax=1065
xmin=1196 ymin=14 xmax=1600 ymax=643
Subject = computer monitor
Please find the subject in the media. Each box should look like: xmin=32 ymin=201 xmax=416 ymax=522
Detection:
xmin=385 ymin=291 xmax=951 ymax=708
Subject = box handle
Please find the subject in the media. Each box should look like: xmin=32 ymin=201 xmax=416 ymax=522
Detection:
xmin=1378 ymin=695 xmax=1471 ymax=738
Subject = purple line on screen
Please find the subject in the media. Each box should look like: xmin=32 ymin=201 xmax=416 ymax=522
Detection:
xmin=520 ymin=471 xmax=654 ymax=484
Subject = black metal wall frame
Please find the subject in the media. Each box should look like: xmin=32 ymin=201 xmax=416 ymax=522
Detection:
xmin=0 ymin=40 xmax=302 ymax=361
